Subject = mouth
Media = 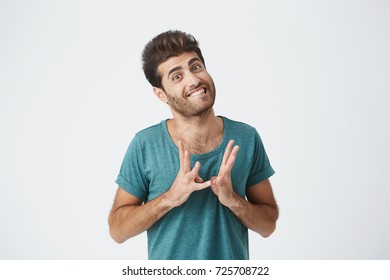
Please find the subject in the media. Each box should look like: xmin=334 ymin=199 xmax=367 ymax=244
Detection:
xmin=188 ymin=87 xmax=207 ymax=98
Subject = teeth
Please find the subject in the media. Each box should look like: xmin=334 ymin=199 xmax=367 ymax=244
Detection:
xmin=189 ymin=88 xmax=205 ymax=97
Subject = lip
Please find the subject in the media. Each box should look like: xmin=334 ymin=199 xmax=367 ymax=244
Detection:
xmin=187 ymin=86 xmax=207 ymax=97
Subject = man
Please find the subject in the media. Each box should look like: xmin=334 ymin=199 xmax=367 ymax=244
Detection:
xmin=109 ymin=30 xmax=278 ymax=260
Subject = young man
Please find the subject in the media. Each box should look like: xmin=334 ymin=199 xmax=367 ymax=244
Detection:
xmin=109 ymin=30 xmax=278 ymax=260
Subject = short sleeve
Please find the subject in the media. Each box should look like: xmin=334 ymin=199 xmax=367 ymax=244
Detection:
xmin=115 ymin=136 xmax=149 ymax=201
xmin=246 ymin=130 xmax=275 ymax=187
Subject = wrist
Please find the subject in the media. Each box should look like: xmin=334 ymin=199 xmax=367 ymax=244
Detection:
xmin=222 ymin=191 xmax=241 ymax=210
xmin=159 ymin=191 xmax=176 ymax=210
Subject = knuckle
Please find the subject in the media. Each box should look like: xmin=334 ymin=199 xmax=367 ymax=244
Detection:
xmin=186 ymin=172 xmax=194 ymax=180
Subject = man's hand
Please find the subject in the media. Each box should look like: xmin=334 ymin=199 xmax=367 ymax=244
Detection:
xmin=164 ymin=140 xmax=211 ymax=208
xmin=210 ymin=140 xmax=240 ymax=207
xmin=210 ymin=140 xmax=278 ymax=237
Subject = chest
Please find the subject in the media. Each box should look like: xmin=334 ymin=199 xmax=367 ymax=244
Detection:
xmin=142 ymin=147 xmax=251 ymax=202
xmin=184 ymin=137 xmax=222 ymax=154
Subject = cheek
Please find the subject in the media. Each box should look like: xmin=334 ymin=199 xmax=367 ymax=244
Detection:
xmin=169 ymin=84 xmax=186 ymax=95
xmin=202 ymin=72 xmax=214 ymax=83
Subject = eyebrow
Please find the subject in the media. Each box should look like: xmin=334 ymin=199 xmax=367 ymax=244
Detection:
xmin=188 ymin=57 xmax=202 ymax=66
xmin=167 ymin=66 xmax=183 ymax=80
xmin=167 ymin=57 xmax=203 ymax=80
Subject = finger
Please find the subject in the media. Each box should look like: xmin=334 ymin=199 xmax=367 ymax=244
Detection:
xmin=221 ymin=140 xmax=235 ymax=165
xmin=216 ymin=176 xmax=223 ymax=185
xmin=193 ymin=162 xmax=204 ymax=182
xmin=191 ymin=161 xmax=201 ymax=177
xmin=194 ymin=180 xmax=211 ymax=191
xmin=218 ymin=140 xmax=234 ymax=177
xmin=183 ymin=150 xmax=190 ymax=172
xmin=210 ymin=176 xmax=217 ymax=186
xmin=178 ymin=140 xmax=185 ymax=171
xmin=194 ymin=176 xmax=204 ymax=183
xmin=225 ymin=145 xmax=239 ymax=173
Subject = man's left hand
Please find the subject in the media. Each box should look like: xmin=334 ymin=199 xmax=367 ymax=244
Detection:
xmin=210 ymin=140 xmax=240 ymax=207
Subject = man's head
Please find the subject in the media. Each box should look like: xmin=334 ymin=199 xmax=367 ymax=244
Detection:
xmin=142 ymin=30 xmax=205 ymax=89
xmin=142 ymin=31 xmax=216 ymax=120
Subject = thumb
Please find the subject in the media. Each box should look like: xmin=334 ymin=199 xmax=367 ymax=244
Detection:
xmin=216 ymin=176 xmax=223 ymax=186
xmin=210 ymin=184 xmax=218 ymax=196
xmin=210 ymin=176 xmax=218 ymax=186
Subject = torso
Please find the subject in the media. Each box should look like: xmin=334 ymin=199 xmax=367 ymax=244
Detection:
xmin=116 ymin=117 xmax=274 ymax=259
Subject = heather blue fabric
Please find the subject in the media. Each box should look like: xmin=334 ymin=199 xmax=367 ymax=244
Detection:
xmin=115 ymin=117 xmax=275 ymax=259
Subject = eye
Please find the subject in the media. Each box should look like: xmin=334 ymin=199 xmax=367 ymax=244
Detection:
xmin=192 ymin=64 xmax=202 ymax=71
xmin=172 ymin=73 xmax=182 ymax=81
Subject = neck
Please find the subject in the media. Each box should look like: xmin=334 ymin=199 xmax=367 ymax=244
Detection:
xmin=167 ymin=109 xmax=224 ymax=154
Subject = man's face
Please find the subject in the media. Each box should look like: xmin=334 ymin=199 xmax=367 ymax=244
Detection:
xmin=156 ymin=51 xmax=216 ymax=119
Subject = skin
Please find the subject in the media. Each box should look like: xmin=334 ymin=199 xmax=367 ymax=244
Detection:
xmin=109 ymin=51 xmax=279 ymax=244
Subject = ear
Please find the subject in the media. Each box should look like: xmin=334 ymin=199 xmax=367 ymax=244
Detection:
xmin=153 ymin=87 xmax=168 ymax=103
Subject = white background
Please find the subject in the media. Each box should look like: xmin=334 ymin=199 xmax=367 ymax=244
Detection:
xmin=1 ymin=0 xmax=389 ymax=259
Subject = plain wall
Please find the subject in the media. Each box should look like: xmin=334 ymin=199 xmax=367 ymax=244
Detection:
xmin=1 ymin=0 xmax=389 ymax=259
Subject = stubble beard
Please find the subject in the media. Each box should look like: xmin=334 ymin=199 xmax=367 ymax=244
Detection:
xmin=166 ymin=81 xmax=216 ymax=122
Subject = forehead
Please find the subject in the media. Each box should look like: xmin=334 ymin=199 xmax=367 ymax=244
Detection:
xmin=157 ymin=51 xmax=201 ymax=78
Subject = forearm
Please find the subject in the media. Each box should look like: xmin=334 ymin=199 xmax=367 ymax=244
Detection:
xmin=109 ymin=193 xmax=173 ymax=243
xmin=227 ymin=193 xmax=279 ymax=237
xmin=109 ymin=150 xmax=211 ymax=244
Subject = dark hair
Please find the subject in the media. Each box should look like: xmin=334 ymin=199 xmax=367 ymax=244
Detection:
xmin=142 ymin=30 xmax=205 ymax=88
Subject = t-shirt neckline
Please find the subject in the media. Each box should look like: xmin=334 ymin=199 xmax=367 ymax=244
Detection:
xmin=161 ymin=116 xmax=230 ymax=160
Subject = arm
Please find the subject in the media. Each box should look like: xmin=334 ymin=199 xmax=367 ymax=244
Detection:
xmin=227 ymin=179 xmax=278 ymax=237
xmin=108 ymin=187 xmax=172 ymax=243
xmin=109 ymin=141 xmax=210 ymax=244
xmin=210 ymin=140 xmax=279 ymax=237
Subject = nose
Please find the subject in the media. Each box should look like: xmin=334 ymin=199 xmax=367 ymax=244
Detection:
xmin=186 ymin=71 xmax=201 ymax=90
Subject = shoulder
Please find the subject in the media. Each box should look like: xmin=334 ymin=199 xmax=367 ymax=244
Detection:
xmin=222 ymin=116 xmax=257 ymax=137
xmin=130 ymin=121 xmax=167 ymax=147
xmin=130 ymin=120 xmax=171 ymax=152
xmin=135 ymin=121 xmax=165 ymax=139
xmin=123 ymin=121 xmax=166 ymax=152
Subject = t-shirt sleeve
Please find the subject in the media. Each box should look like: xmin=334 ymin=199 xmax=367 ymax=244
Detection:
xmin=115 ymin=136 xmax=149 ymax=201
xmin=246 ymin=130 xmax=275 ymax=187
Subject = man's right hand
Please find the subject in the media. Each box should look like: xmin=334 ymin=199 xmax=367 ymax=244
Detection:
xmin=109 ymin=140 xmax=210 ymax=243
xmin=163 ymin=140 xmax=211 ymax=208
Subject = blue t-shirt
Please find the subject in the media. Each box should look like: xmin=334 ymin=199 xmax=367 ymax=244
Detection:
xmin=115 ymin=117 xmax=275 ymax=259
